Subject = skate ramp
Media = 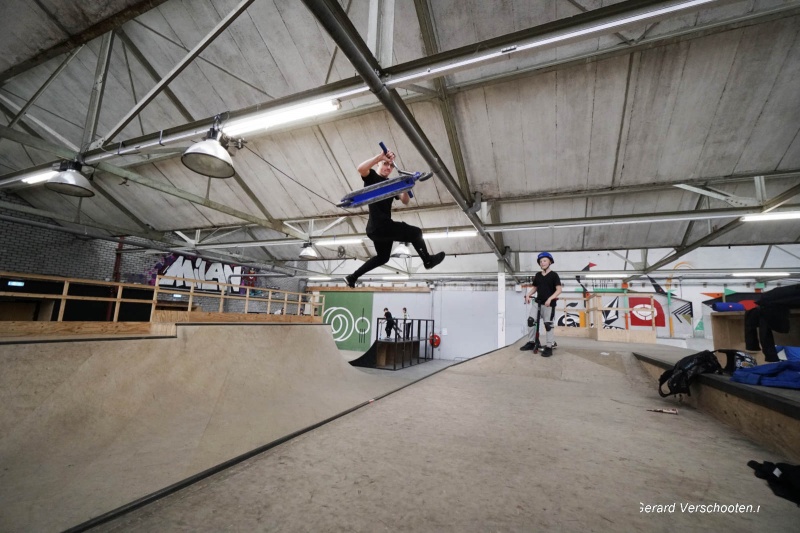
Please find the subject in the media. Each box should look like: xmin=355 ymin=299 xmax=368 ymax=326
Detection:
xmin=0 ymin=324 xmax=406 ymax=532
xmin=349 ymin=340 xmax=377 ymax=367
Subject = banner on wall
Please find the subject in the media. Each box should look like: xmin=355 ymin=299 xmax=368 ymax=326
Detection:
xmin=321 ymin=291 xmax=373 ymax=351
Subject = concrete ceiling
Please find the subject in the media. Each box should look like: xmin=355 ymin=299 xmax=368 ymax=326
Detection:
xmin=0 ymin=0 xmax=799 ymax=280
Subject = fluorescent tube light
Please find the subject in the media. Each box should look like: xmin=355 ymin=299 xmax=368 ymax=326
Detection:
xmin=423 ymin=230 xmax=478 ymax=240
xmin=7 ymin=281 xmax=25 ymax=287
xmin=387 ymin=0 xmax=715 ymax=87
xmin=223 ymin=99 xmax=341 ymax=137
xmin=731 ymin=272 xmax=790 ymax=277
xmin=22 ymin=170 xmax=58 ymax=184
xmin=308 ymin=276 xmax=332 ymax=281
xmin=585 ymin=274 xmax=628 ymax=278
xmin=383 ymin=275 xmax=410 ymax=280
xmin=741 ymin=212 xmax=800 ymax=222
xmin=315 ymin=237 xmax=363 ymax=246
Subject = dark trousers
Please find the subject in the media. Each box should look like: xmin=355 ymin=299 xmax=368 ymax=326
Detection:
xmin=352 ymin=220 xmax=425 ymax=280
xmin=745 ymin=306 xmax=790 ymax=362
xmin=385 ymin=320 xmax=395 ymax=338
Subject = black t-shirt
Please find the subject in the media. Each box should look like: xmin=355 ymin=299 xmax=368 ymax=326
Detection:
xmin=364 ymin=169 xmax=395 ymax=233
xmin=533 ymin=271 xmax=562 ymax=306
xmin=384 ymin=310 xmax=394 ymax=325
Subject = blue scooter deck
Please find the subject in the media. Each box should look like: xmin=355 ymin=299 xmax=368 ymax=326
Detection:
xmin=338 ymin=171 xmax=432 ymax=208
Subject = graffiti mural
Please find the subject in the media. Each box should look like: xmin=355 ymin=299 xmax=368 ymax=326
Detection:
xmin=554 ymin=292 xmax=693 ymax=338
xmin=144 ymin=253 xmax=243 ymax=293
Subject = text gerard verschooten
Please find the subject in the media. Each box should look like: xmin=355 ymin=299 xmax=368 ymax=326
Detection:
xmin=640 ymin=502 xmax=760 ymax=514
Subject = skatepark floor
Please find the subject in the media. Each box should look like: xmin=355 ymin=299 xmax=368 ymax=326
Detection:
xmin=89 ymin=336 xmax=797 ymax=532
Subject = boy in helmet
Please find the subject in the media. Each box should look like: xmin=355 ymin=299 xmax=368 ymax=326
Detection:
xmin=520 ymin=252 xmax=562 ymax=357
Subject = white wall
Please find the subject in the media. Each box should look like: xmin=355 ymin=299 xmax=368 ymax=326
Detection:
xmin=367 ymin=287 xmax=525 ymax=360
xmin=372 ymin=292 xmax=432 ymax=341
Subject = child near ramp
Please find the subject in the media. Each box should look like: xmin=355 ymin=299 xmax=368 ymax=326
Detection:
xmin=520 ymin=252 xmax=562 ymax=357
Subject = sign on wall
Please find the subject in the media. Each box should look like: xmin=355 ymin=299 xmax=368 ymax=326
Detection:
xmin=321 ymin=291 xmax=373 ymax=351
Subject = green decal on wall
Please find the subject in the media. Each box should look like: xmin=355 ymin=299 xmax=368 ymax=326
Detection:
xmin=695 ymin=319 xmax=704 ymax=331
xmin=321 ymin=291 xmax=374 ymax=351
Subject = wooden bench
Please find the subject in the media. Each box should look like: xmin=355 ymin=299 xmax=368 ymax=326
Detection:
xmin=634 ymin=351 xmax=800 ymax=463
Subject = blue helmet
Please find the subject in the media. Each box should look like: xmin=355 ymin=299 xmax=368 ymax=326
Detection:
xmin=537 ymin=252 xmax=554 ymax=265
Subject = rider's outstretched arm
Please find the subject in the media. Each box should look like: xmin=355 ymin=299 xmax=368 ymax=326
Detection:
xmin=358 ymin=150 xmax=394 ymax=177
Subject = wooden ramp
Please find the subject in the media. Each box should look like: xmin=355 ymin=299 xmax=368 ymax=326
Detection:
xmin=0 ymin=324 xmax=407 ymax=532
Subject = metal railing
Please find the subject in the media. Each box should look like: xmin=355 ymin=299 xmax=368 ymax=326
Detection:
xmin=376 ymin=317 xmax=435 ymax=370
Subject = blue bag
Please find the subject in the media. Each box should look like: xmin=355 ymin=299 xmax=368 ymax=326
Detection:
xmin=712 ymin=302 xmax=745 ymax=312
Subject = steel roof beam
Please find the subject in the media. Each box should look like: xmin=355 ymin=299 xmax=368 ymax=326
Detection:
xmin=301 ymin=0 xmax=517 ymax=277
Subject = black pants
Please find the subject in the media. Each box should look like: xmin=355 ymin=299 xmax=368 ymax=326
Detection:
xmin=744 ymin=306 xmax=790 ymax=362
xmin=352 ymin=220 xmax=424 ymax=280
xmin=385 ymin=319 xmax=395 ymax=338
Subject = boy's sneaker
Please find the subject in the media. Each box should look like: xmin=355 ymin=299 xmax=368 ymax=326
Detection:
xmin=541 ymin=346 xmax=553 ymax=357
xmin=424 ymin=251 xmax=446 ymax=270
xmin=519 ymin=342 xmax=535 ymax=351
xmin=344 ymin=275 xmax=356 ymax=288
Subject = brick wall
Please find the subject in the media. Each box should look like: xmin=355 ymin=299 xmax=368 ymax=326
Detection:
xmin=0 ymin=190 xmax=306 ymax=294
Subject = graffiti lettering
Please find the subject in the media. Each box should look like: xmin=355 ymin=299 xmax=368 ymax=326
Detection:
xmin=158 ymin=255 xmax=242 ymax=291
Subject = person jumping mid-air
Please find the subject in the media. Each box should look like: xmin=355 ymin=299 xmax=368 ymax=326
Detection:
xmin=344 ymin=148 xmax=444 ymax=288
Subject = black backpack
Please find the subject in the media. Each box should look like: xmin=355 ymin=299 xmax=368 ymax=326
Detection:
xmin=658 ymin=350 xmax=724 ymax=397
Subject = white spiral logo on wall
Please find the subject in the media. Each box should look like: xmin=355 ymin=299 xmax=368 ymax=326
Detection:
xmin=323 ymin=307 xmax=371 ymax=342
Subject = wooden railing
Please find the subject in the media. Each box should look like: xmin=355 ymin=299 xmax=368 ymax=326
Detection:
xmin=533 ymin=293 xmax=657 ymax=343
xmin=0 ymin=270 xmax=324 ymax=326
xmin=151 ymin=275 xmax=324 ymax=320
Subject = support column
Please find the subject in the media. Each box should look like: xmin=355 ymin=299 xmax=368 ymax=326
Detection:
xmin=498 ymin=260 xmax=506 ymax=348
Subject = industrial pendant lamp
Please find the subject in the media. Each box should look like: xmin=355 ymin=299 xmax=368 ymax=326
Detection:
xmin=299 ymin=242 xmax=319 ymax=259
xmin=390 ymin=243 xmax=412 ymax=258
xmin=181 ymin=118 xmax=235 ymax=178
xmin=45 ymin=160 xmax=95 ymax=197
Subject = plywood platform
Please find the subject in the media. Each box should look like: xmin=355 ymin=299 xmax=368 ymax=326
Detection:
xmin=635 ymin=351 xmax=800 ymax=463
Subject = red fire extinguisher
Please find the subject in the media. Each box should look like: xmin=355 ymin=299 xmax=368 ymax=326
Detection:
xmin=429 ymin=333 xmax=441 ymax=347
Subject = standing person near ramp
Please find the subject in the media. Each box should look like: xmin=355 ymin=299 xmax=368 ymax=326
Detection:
xmin=344 ymin=145 xmax=445 ymax=288
xmin=520 ymin=252 xmax=562 ymax=357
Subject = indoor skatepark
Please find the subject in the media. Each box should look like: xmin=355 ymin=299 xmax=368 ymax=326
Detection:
xmin=2 ymin=0 xmax=800 ymax=531
xmin=2 ymin=325 xmax=799 ymax=532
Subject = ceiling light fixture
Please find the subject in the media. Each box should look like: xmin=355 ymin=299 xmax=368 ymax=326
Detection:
xmin=740 ymin=212 xmax=800 ymax=222
xmin=308 ymin=276 xmax=332 ymax=281
xmin=223 ymin=99 xmax=341 ymax=137
xmin=22 ymin=170 xmax=58 ymax=184
xmin=585 ymin=274 xmax=629 ymax=278
xmin=386 ymin=0 xmax=716 ymax=87
xmin=181 ymin=118 xmax=235 ymax=178
xmin=423 ymin=230 xmax=478 ymax=240
xmin=731 ymin=272 xmax=791 ymax=277
xmin=390 ymin=243 xmax=412 ymax=258
xmin=383 ymin=275 xmax=410 ymax=280
xmin=299 ymin=242 xmax=319 ymax=259
xmin=314 ymin=236 xmax=362 ymax=246
xmin=45 ymin=161 xmax=94 ymax=197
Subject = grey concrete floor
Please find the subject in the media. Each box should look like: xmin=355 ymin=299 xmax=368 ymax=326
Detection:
xmin=94 ymin=337 xmax=797 ymax=532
